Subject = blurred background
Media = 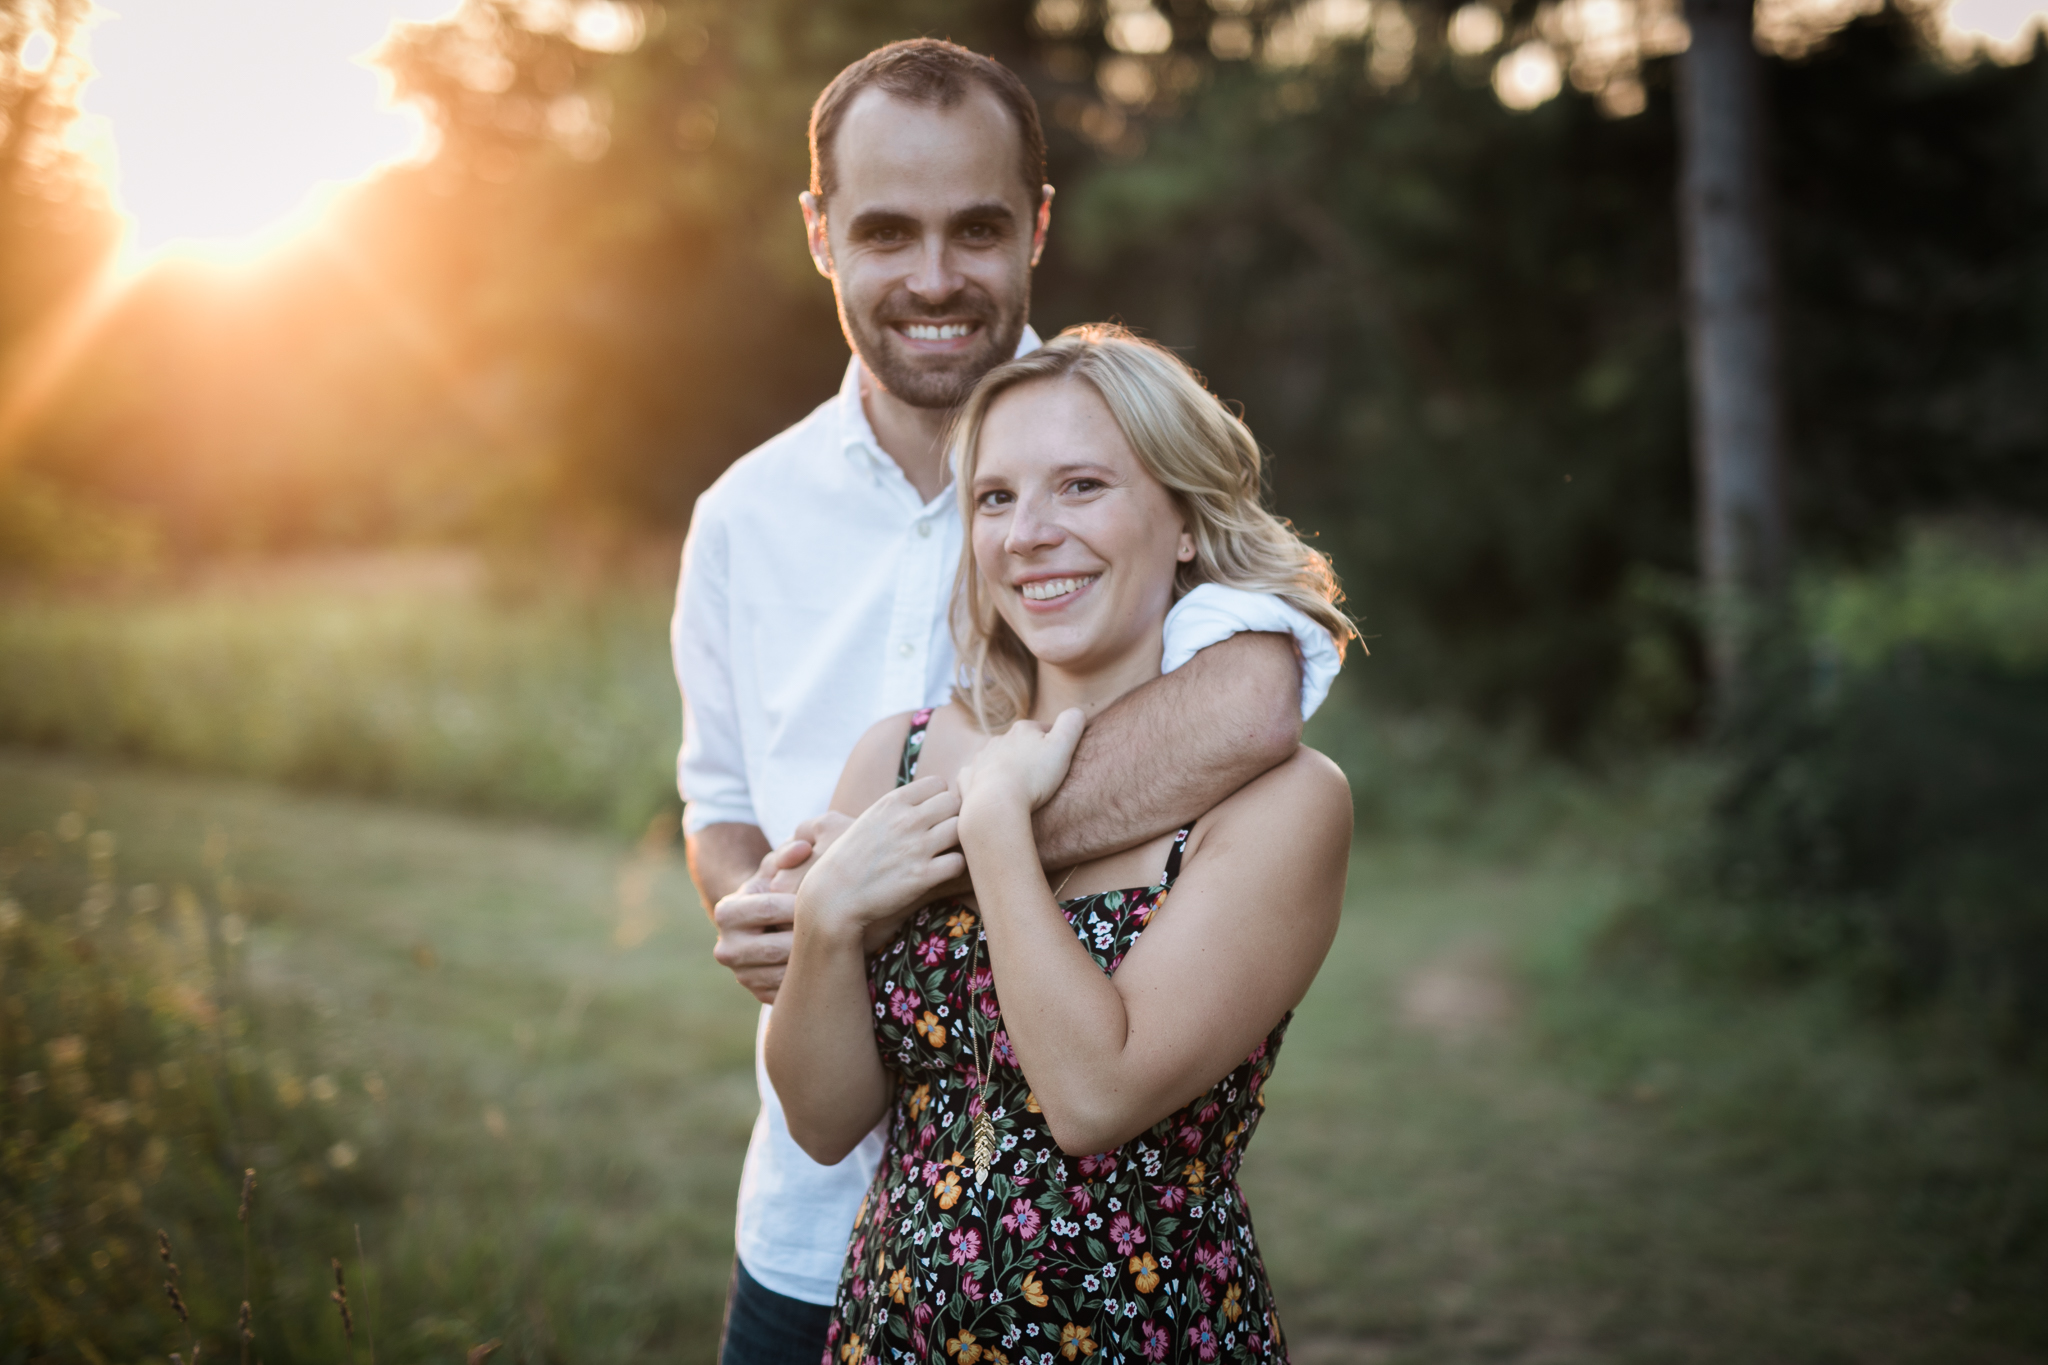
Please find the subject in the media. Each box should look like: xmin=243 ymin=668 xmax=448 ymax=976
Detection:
xmin=2 ymin=0 xmax=2045 ymax=1360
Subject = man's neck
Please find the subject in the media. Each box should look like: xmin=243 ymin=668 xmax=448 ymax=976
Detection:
xmin=859 ymin=371 xmax=955 ymax=504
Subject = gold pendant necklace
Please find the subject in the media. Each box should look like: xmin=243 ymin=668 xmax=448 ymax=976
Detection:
xmin=966 ymin=866 xmax=1077 ymax=1187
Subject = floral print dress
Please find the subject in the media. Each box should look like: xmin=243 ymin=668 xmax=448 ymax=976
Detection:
xmin=822 ymin=710 xmax=1291 ymax=1365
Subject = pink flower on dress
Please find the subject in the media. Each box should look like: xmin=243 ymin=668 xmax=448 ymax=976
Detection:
xmin=917 ymin=935 xmax=948 ymax=965
xmin=1001 ymin=1198 xmax=1042 ymax=1239
xmin=1066 ymin=1184 xmax=1094 ymax=1215
xmin=948 ymin=1227 xmax=982 ymax=1264
xmin=1139 ymin=1321 xmax=1170 ymax=1361
xmin=968 ymin=967 xmax=994 ymax=994
xmin=992 ymin=1030 xmax=1017 ymax=1067
xmin=1078 ymin=1152 xmax=1118 ymax=1178
xmin=1108 ymin=1213 xmax=1145 ymax=1256
xmin=888 ymin=987 xmax=920 ymax=1025
xmin=1155 ymin=1185 xmax=1187 ymax=1212
xmin=1197 ymin=1101 xmax=1222 ymax=1124
xmin=1177 ymin=1124 xmax=1203 ymax=1152
xmin=1191 ymin=1316 xmax=1220 ymax=1361
xmin=960 ymin=1274 xmax=985 ymax=1303
xmin=979 ymin=993 xmax=1000 ymax=1018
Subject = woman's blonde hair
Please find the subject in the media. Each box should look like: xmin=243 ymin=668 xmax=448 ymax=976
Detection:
xmin=950 ymin=323 xmax=1358 ymax=729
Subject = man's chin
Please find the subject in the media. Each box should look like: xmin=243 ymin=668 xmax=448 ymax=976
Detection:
xmin=862 ymin=331 xmax=1018 ymax=409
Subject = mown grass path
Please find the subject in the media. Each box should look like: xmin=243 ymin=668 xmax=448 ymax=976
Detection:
xmin=3 ymin=750 xmax=2039 ymax=1364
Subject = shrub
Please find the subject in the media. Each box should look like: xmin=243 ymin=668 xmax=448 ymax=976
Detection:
xmin=1646 ymin=525 xmax=2048 ymax=1048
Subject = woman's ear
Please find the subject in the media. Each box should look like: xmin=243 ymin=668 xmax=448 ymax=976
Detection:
xmin=1177 ymin=529 xmax=1196 ymax=563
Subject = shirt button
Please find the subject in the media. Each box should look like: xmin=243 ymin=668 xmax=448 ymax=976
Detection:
xmin=917 ymin=520 xmax=932 ymax=538
xmin=898 ymin=641 xmax=915 ymax=658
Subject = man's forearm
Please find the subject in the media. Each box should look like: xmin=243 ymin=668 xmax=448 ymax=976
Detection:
xmin=686 ymin=821 xmax=772 ymax=913
xmin=1033 ymin=631 xmax=1303 ymax=868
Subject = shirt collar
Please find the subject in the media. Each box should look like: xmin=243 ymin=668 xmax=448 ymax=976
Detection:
xmin=837 ymin=324 xmax=1044 ymax=480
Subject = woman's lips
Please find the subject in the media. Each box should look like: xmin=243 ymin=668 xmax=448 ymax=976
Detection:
xmin=1015 ymin=574 xmax=1100 ymax=610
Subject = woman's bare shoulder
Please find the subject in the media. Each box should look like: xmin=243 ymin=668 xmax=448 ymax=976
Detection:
xmin=829 ymin=710 xmax=922 ymax=815
xmin=1198 ymin=746 xmax=1353 ymax=854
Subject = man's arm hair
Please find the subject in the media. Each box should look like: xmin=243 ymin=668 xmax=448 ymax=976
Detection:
xmin=687 ymin=821 xmax=773 ymax=915
xmin=1032 ymin=631 xmax=1302 ymax=869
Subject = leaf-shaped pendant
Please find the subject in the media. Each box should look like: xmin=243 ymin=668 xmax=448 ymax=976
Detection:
xmin=972 ymin=1111 xmax=996 ymax=1187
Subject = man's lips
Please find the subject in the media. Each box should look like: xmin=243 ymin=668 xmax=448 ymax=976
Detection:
xmin=1015 ymin=574 xmax=1100 ymax=609
xmin=890 ymin=319 xmax=983 ymax=352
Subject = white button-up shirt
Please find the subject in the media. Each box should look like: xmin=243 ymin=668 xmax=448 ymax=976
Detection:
xmin=671 ymin=331 xmax=1341 ymax=1304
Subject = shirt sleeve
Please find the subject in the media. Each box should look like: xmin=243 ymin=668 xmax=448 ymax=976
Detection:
xmin=673 ymin=497 xmax=759 ymax=835
xmin=1159 ymin=583 xmax=1344 ymax=720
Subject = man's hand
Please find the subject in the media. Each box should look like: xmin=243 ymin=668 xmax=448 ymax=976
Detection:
xmin=710 ymin=839 xmax=811 ymax=1004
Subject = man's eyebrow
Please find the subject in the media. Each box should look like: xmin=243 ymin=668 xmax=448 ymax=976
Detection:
xmin=844 ymin=207 xmax=920 ymax=237
xmin=948 ymin=201 xmax=1019 ymax=229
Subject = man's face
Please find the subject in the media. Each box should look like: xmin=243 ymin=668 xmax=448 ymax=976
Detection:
xmin=806 ymin=88 xmax=1048 ymax=410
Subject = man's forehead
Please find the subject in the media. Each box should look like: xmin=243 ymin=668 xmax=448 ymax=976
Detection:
xmin=829 ymin=86 xmax=1033 ymax=213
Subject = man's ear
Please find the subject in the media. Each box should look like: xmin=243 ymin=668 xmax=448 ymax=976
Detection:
xmin=1029 ymin=183 xmax=1055 ymax=268
xmin=799 ymin=191 xmax=834 ymax=279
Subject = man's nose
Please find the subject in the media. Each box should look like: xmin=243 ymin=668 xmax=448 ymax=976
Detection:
xmin=906 ymin=233 xmax=967 ymax=304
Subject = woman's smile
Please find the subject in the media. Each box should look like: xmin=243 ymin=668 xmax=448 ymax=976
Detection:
xmin=1016 ymin=572 xmax=1101 ymax=607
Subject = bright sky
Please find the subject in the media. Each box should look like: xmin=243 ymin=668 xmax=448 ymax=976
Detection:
xmin=78 ymin=0 xmax=460 ymax=260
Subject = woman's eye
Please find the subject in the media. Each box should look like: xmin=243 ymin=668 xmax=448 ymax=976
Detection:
xmin=976 ymin=490 xmax=1013 ymax=510
xmin=1067 ymin=479 xmax=1104 ymax=495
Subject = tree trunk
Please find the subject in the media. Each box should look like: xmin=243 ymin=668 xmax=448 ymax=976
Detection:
xmin=1676 ymin=0 xmax=1792 ymax=703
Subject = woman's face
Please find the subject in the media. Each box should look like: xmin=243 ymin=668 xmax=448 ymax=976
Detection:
xmin=970 ymin=377 xmax=1193 ymax=682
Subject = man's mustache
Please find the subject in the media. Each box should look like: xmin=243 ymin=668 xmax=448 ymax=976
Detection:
xmin=875 ymin=291 xmax=1000 ymax=324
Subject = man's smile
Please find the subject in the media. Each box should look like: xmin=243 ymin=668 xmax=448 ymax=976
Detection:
xmin=891 ymin=319 xmax=983 ymax=351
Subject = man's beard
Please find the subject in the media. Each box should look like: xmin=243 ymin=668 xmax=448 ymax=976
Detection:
xmin=841 ymin=286 xmax=1029 ymax=411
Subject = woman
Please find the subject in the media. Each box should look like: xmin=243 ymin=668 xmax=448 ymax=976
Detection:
xmin=765 ymin=325 xmax=1354 ymax=1364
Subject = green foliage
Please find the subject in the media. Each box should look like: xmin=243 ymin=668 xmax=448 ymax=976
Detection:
xmin=0 ymin=809 xmax=380 ymax=1364
xmin=1634 ymin=524 xmax=2048 ymax=1046
xmin=0 ymin=572 xmax=680 ymax=834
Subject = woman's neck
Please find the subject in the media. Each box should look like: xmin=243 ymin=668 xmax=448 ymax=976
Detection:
xmin=1028 ymin=632 xmax=1167 ymax=725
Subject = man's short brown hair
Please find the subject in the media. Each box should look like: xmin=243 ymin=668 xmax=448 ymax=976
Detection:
xmin=808 ymin=39 xmax=1047 ymax=204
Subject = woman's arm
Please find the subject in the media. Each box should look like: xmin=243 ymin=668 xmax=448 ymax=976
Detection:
xmin=959 ymin=722 xmax=1351 ymax=1155
xmin=764 ymin=713 xmax=966 ymax=1164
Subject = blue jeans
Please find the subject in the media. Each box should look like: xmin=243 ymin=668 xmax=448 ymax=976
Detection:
xmin=718 ymin=1259 xmax=833 ymax=1365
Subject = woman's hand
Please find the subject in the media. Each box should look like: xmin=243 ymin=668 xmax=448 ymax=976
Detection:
xmin=957 ymin=709 xmax=1086 ymax=837
xmin=793 ymin=776 xmax=964 ymax=942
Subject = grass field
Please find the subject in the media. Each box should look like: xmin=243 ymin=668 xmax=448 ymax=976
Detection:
xmin=5 ymin=749 xmax=2042 ymax=1364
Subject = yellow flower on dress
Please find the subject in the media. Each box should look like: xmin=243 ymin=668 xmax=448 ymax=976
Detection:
xmin=935 ymin=1169 xmax=963 ymax=1209
xmin=1185 ymin=1158 xmax=1207 ymax=1192
xmin=1129 ymin=1252 xmax=1160 ymax=1294
xmin=887 ymin=1266 xmax=912 ymax=1303
xmin=946 ymin=909 xmax=978 ymax=938
xmin=839 ymin=1332 xmax=864 ymax=1363
xmin=946 ymin=1329 xmax=983 ymax=1363
xmin=1021 ymin=1271 xmax=1049 ymax=1307
xmin=1058 ymin=1323 xmax=1097 ymax=1359
xmin=1222 ymin=1281 xmax=1243 ymax=1321
xmin=915 ymin=1011 xmax=947 ymax=1046
xmin=908 ymin=1083 xmax=931 ymax=1121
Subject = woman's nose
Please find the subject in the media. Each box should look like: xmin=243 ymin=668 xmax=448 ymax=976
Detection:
xmin=1005 ymin=495 xmax=1065 ymax=554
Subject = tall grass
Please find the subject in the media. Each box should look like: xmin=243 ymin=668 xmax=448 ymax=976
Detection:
xmin=0 ymin=563 xmax=680 ymax=836
xmin=0 ymin=805 xmax=385 ymax=1363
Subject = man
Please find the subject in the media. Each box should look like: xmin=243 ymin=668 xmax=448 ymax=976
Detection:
xmin=672 ymin=39 xmax=1341 ymax=1365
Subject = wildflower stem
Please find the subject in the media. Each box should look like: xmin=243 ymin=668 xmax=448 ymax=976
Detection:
xmin=354 ymin=1223 xmax=377 ymax=1365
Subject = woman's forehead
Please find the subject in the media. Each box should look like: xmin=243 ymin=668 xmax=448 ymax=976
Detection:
xmin=978 ymin=378 xmax=1136 ymax=475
